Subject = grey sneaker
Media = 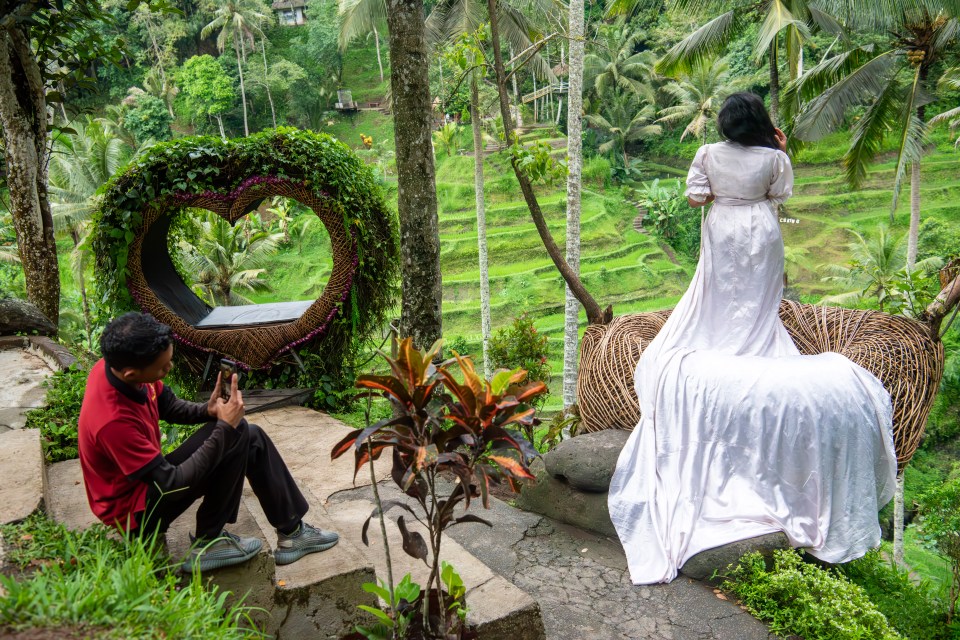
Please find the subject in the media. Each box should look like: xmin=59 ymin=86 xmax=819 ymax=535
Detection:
xmin=181 ymin=530 xmax=262 ymax=574
xmin=274 ymin=522 xmax=339 ymax=565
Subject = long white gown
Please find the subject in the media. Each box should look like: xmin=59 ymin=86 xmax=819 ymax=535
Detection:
xmin=608 ymin=141 xmax=898 ymax=585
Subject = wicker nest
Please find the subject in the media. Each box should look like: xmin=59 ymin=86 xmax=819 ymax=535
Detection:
xmin=577 ymin=301 xmax=945 ymax=470
xmin=127 ymin=179 xmax=356 ymax=369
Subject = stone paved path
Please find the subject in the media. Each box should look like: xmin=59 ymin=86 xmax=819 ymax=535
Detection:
xmin=0 ymin=348 xmax=55 ymax=433
xmin=331 ymin=480 xmax=775 ymax=640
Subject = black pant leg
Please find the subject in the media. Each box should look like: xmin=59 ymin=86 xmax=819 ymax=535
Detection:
xmin=140 ymin=420 xmax=251 ymax=541
xmin=244 ymin=422 xmax=308 ymax=532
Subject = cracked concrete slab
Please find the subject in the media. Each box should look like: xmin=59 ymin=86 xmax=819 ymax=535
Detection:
xmin=0 ymin=348 xmax=55 ymax=433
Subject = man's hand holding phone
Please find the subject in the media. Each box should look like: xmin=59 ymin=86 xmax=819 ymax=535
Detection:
xmin=208 ymin=359 xmax=245 ymax=428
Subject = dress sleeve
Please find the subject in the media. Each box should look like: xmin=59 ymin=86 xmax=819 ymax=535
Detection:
xmin=768 ymin=150 xmax=794 ymax=206
xmin=684 ymin=145 xmax=712 ymax=204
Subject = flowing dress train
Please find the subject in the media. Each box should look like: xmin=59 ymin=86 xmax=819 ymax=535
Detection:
xmin=607 ymin=142 xmax=898 ymax=585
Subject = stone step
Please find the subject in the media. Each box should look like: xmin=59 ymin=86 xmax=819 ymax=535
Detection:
xmin=242 ymin=484 xmax=376 ymax=639
xmin=0 ymin=428 xmax=45 ymax=525
xmin=46 ymin=458 xmax=98 ymax=531
xmin=254 ymin=406 xmax=546 ymax=639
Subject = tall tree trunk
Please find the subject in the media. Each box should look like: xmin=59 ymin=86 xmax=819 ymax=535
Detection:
xmin=563 ymin=0 xmax=585 ymax=409
xmin=235 ymin=37 xmax=249 ymax=136
xmin=386 ymin=0 xmax=443 ymax=349
xmin=215 ymin=114 xmax=226 ymax=140
xmin=471 ymin=75 xmax=491 ymax=378
xmin=374 ymin=26 xmax=384 ymax=83
xmin=0 ymin=28 xmax=60 ymax=325
xmin=260 ymin=39 xmax=277 ymax=128
xmin=907 ymin=161 xmax=920 ymax=270
xmin=485 ymin=0 xmax=606 ymax=325
xmin=509 ymin=45 xmax=522 ymax=127
xmin=769 ymin=42 xmax=779 ymax=127
xmin=893 ymin=470 xmax=905 ymax=567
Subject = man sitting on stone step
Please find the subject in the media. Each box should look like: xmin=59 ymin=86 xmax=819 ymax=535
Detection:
xmin=78 ymin=312 xmax=339 ymax=573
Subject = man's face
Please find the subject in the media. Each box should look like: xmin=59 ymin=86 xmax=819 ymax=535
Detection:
xmin=121 ymin=344 xmax=174 ymax=384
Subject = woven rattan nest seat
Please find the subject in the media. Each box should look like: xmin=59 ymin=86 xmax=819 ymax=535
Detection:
xmin=576 ymin=300 xmax=946 ymax=470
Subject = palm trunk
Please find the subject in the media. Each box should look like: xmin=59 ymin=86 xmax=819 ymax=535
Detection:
xmin=769 ymin=43 xmax=779 ymax=127
xmin=486 ymin=0 xmax=606 ymax=325
xmin=893 ymin=470 xmax=905 ymax=567
xmin=471 ymin=75 xmax=491 ymax=379
xmin=509 ymin=45 xmax=522 ymax=127
xmin=261 ymin=39 xmax=277 ymax=128
xmin=386 ymin=0 xmax=443 ymax=349
xmin=235 ymin=37 xmax=249 ymax=136
xmin=907 ymin=161 xmax=921 ymax=270
xmin=0 ymin=27 xmax=60 ymax=325
xmin=374 ymin=26 xmax=384 ymax=83
xmin=563 ymin=0 xmax=585 ymax=408
xmin=215 ymin=114 xmax=226 ymax=140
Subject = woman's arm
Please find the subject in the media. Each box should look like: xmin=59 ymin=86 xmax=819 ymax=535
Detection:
xmin=688 ymin=194 xmax=714 ymax=208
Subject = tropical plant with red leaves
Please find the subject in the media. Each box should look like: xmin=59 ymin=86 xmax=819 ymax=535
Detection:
xmin=332 ymin=337 xmax=545 ymax=638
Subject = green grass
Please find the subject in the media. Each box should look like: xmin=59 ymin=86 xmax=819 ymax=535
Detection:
xmin=0 ymin=514 xmax=259 ymax=639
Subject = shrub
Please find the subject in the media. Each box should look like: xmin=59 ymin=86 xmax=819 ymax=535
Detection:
xmin=917 ymin=469 xmax=960 ymax=624
xmin=488 ymin=314 xmax=550 ymax=410
xmin=124 ymin=94 xmax=172 ymax=146
xmin=840 ymin=550 xmax=952 ymax=640
xmin=25 ymin=367 xmax=89 ymax=463
xmin=722 ymin=549 xmax=902 ymax=640
xmin=638 ymin=178 xmax=701 ymax=261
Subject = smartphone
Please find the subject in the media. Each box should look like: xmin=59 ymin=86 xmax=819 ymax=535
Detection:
xmin=219 ymin=359 xmax=238 ymax=401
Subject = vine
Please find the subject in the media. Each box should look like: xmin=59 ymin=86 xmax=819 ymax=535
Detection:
xmin=92 ymin=128 xmax=400 ymax=400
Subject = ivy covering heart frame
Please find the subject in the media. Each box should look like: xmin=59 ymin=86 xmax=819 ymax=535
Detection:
xmin=93 ymin=128 xmax=399 ymax=371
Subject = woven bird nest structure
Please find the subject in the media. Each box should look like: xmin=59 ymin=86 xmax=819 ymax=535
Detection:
xmin=94 ymin=129 xmax=398 ymax=371
xmin=577 ymin=300 xmax=945 ymax=470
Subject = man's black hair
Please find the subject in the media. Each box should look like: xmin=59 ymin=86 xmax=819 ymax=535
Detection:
xmin=717 ymin=92 xmax=780 ymax=151
xmin=100 ymin=312 xmax=173 ymax=370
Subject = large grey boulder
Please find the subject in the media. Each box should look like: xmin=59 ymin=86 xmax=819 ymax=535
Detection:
xmin=516 ymin=457 xmax=618 ymax=538
xmin=543 ymin=429 xmax=631 ymax=492
xmin=679 ymin=532 xmax=791 ymax=582
xmin=0 ymin=299 xmax=55 ymax=336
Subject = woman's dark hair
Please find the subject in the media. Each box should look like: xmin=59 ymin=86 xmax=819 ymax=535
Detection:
xmin=100 ymin=312 xmax=172 ymax=370
xmin=717 ymin=92 xmax=779 ymax=150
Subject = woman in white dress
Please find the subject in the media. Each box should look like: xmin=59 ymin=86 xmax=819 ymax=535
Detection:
xmin=607 ymin=93 xmax=898 ymax=585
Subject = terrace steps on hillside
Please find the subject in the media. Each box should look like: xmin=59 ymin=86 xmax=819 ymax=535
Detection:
xmin=38 ymin=406 xmax=547 ymax=639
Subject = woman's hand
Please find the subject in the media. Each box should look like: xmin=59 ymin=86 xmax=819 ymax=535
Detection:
xmin=774 ymin=127 xmax=788 ymax=153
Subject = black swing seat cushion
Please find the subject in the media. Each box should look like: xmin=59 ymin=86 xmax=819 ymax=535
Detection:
xmin=194 ymin=300 xmax=315 ymax=329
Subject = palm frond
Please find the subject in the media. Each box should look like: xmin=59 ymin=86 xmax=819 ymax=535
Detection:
xmin=807 ymin=5 xmax=848 ymax=39
xmin=754 ymin=0 xmax=810 ymax=66
xmin=656 ymin=10 xmax=739 ymax=77
xmin=842 ymin=77 xmax=902 ymax=191
xmin=793 ymin=48 xmax=898 ymax=141
xmin=338 ymin=0 xmax=388 ymax=49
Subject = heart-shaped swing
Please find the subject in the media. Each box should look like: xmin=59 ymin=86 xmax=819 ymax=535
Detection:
xmin=95 ymin=129 xmax=398 ymax=371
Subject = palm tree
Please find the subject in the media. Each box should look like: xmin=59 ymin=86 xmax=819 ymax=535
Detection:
xmin=338 ymin=0 xmax=387 ymax=83
xmin=564 ymin=0 xmax=586 ymax=409
xmin=821 ymin=225 xmax=942 ymax=315
xmin=201 ymin=0 xmax=269 ymax=137
xmin=648 ymin=0 xmax=846 ymax=125
xmin=787 ymin=5 xmax=959 ymax=270
xmin=433 ymin=121 xmax=462 ymax=158
xmin=178 ymin=213 xmax=283 ymax=306
xmin=48 ymin=118 xmax=133 ymax=347
xmin=585 ymin=88 xmax=662 ymax=168
xmin=657 ymin=56 xmax=754 ymax=146
xmin=583 ymin=25 xmax=656 ymax=100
